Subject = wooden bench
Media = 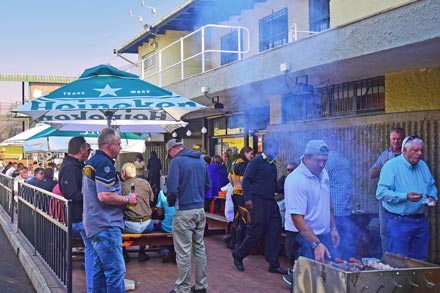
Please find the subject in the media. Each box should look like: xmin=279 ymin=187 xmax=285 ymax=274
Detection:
xmin=205 ymin=212 xmax=230 ymax=235
xmin=73 ymin=232 xmax=174 ymax=248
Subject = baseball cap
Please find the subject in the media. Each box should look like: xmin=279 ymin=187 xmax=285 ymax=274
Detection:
xmin=166 ymin=139 xmax=183 ymax=152
xmin=304 ymin=140 xmax=329 ymax=155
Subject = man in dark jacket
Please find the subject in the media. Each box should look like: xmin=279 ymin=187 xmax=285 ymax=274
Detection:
xmin=232 ymin=138 xmax=287 ymax=275
xmin=59 ymin=137 xmax=94 ymax=293
xmin=166 ymin=139 xmax=210 ymax=293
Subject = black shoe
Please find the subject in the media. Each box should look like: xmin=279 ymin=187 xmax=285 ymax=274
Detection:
xmin=138 ymin=252 xmax=150 ymax=262
xmin=283 ymin=274 xmax=293 ymax=286
xmin=123 ymin=252 xmax=130 ymax=263
xmin=232 ymin=251 xmax=244 ymax=271
xmin=162 ymin=252 xmax=172 ymax=263
xmin=191 ymin=285 xmax=207 ymax=293
xmin=268 ymin=266 xmax=287 ymax=275
xmin=223 ymin=234 xmax=232 ymax=245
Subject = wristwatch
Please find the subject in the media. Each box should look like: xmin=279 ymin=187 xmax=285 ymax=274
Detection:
xmin=311 ymin=240 xmax=321 ymax=249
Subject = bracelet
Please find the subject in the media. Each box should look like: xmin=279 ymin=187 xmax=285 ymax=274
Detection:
xmin=331 ymin=227 xmax=337 ymax=232
xmin=126 ymin=196 xmax=130 ymax=205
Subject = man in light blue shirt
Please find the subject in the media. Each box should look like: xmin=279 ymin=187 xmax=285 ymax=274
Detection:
xmin=370 ymin=127 xmax=405 ymax=255
xmin=376 ymin=136 xmax=437 ymax=260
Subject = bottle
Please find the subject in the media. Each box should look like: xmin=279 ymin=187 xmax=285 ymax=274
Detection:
xmin=127 ymin=183 xmax=136 ymax=209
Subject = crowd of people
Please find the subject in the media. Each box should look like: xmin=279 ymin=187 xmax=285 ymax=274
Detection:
xmin=3 ymin=126 xmax=438 ymax=292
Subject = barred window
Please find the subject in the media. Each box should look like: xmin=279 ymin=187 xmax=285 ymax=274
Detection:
xmin=259 ymin=8 xmax=288 ymax=52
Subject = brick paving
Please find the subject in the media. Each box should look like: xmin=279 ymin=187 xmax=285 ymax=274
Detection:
xmin=72 ymin=235 xmax=291 ymax=293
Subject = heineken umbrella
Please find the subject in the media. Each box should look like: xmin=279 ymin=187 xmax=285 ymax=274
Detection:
xmin=23 ymin=127 xmax=146 ymax=154
xmin=12 ymin=64 xmax=204 ymax=133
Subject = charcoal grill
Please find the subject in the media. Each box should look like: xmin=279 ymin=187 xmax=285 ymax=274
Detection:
xmin=293 ymin=253 xmax=440 ymax=292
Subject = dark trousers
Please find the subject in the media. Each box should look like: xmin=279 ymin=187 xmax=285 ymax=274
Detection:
xmin=234 ymin=197 xmax=282 ymax=268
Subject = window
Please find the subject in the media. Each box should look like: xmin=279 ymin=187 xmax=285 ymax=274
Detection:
xmin=259 ymin=8 xmax=288 ymax=52
xmin=318 ymin=76 xmax=385 ymax=116
xmin=221 ymin=30 xmax=243 ymax=65
xmin=143 ymin=54 xmax=155 ymax=70
xmin=282 ymin=76 xmax=385 ymax=122
xmin=309 ymin=0 xmax=329 ymax=32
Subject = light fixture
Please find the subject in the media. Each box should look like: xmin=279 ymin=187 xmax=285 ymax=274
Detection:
xmin=186 ymin=129 xmax=192 ymax=136
xmin=201 ymin=126 xmax=207 ymax=134
xmin=172 ymin=132 xmax=177 ymax=138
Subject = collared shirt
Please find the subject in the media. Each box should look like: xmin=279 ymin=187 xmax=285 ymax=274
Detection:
xmin=325 ymin=150 xmax=353 ymax=216
xmin=284 ymin=162 xmax=331 ymax=235
xmin=370 ymin=147 xmax=400 ymax=171
xmin=82 ymin=150 xmax=124 ymax=237
xmin=376 ymin=155 xmax=438 ymax=215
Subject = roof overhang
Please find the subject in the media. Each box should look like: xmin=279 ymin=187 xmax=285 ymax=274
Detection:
xmin=117 ymin=0 xmax=268 ymax=54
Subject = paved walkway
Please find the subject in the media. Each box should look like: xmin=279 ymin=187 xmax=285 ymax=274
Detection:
xmin=0 ymin=221 xmax=35 ymax=292
xmin=0 ymin=204 xmax=290 ymax=293
xmin=72 ymin=235 xmax=291 ymax=293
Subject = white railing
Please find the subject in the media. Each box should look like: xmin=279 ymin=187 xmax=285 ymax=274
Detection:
xmin=141 ymin=24 xmax=250 ymax=87
xmin=289 ymin=23 xmax=319 ymax=42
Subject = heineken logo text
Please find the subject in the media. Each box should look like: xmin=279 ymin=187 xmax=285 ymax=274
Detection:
xmin=39 ymin=110 xmax=168 ymax=121
xmin=30 ymin=99 xmax=198 ymax=110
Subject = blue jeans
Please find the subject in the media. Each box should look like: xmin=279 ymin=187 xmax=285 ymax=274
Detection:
xmin=124 ymin=219 xmax=154 ymax=234
xmin=386 ymin=213 xmax=429 ymax=260
xmin=73 ymin=222 xmax=94 ymax=293
xmin=90 ymin=227 xmax=126 ymax=293
xmin=333 ymin=215 xmax=358 ymax=259
xmin=295 ymin=232 xmax=335 ymax=260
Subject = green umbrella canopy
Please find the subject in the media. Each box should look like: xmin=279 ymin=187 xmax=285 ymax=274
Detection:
xmin=24 ymin=126 xmax=145 ymax=153
xmin=12 ymin=64 xmax=204 ymax=132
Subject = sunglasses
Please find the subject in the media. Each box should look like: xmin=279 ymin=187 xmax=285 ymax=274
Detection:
xmin=403 ymin=135 xmax=421 ymax=147
xmin=287 ymin=168 xmax=294 ymax=172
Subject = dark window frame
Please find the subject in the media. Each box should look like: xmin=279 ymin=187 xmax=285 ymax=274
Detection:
xmin=259 ymin=7 xmax=288 ymax=52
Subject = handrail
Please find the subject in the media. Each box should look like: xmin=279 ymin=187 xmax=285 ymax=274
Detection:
xmin=142 ymin=24 xmax=250 ymax=86
xmin=289 ymin=23 xmax=319 ymax=42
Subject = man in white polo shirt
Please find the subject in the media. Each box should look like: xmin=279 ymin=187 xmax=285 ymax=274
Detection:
xmin=283 ymin=139 xmax=340 ymax=286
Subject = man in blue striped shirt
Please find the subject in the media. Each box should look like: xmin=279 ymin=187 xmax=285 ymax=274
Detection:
xmin=322 ymin=134 xmax=357 ymax=259
xmin=376 ymin=136 xmax=437 ymax=260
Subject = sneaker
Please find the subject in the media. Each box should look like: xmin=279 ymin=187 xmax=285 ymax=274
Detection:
xmin=137 ymin=252 xmax=150 ymax=262
xmin=283 ymin=274 xmax=293 ymax=286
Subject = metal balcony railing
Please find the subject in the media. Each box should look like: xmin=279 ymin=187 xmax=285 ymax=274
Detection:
xmin=140 ymin=23 xmax=320 ymax=87
xmin=141 ymin=24 xmax=250 ymax=87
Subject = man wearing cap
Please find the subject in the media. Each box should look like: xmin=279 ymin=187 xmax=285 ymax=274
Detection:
xmin=376 ymin=135 xmax=437 ymax=260
xmin=165 ymin=139 xmax=210 ymax=293
xmin=283 ymin=139 xmax=339 ymax=286
xmin=232 ymin=138 xmax=287 ymax=275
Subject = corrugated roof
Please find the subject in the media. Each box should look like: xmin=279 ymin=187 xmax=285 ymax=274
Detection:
xmin=0 ymin=74 xmax=77 ymax=83
xmin=117 ymin=0 xmax=268 ymax=54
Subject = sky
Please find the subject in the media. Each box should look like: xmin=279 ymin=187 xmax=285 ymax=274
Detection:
xmin=0 ymin=0 xmax=187 ymax=102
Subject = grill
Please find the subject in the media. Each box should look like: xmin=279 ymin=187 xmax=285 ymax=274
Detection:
xmin=293 ymin=253 xmax=440 ymax=292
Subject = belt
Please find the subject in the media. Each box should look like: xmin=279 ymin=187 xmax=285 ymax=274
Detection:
xmin=386 ymin=210 xmax=425 ymax=218
xmin=128 ymin=216 xmax=151 ymax=223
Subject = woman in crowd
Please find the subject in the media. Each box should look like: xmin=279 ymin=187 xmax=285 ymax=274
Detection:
xmin=227 ymin=146 xmax=253 ymax=249
xmin=206 ymin=155 xmax=229 ymax=212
